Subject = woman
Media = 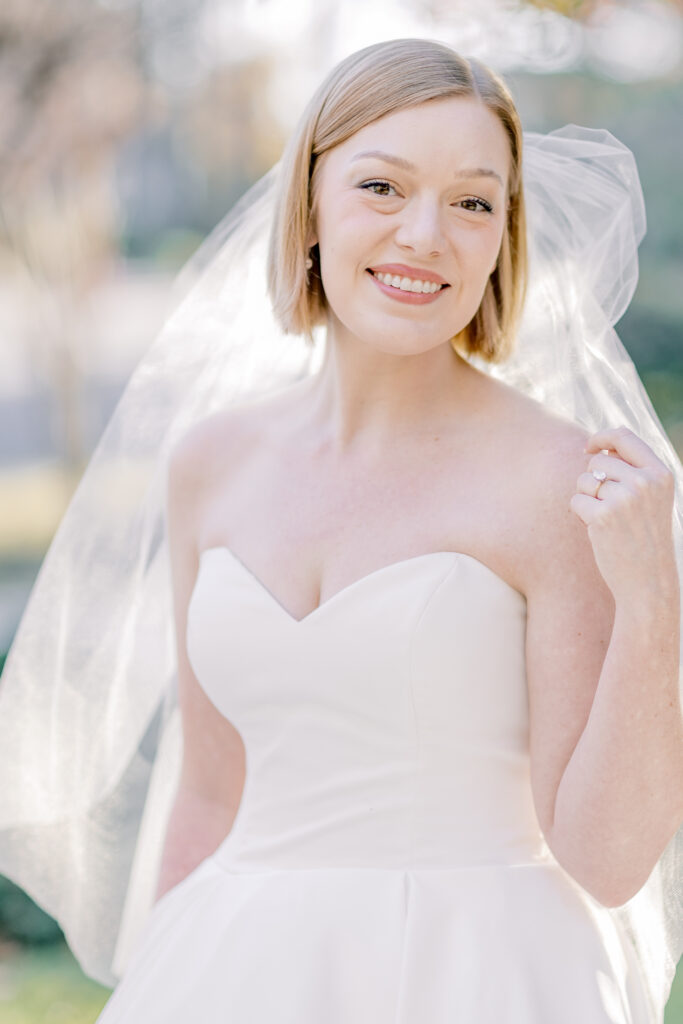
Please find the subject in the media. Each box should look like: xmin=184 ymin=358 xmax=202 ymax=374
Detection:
xmin=0 ymin=38 xmax=681 ymax=1023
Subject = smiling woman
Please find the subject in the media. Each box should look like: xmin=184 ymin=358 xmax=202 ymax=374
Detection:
xmin=0 ymin=36 xmax=682 ymax=1024
xmin=269 ymin=46 xmax=526 ymax=362
xmin=306 ymin=99 xmax=510 ymax=346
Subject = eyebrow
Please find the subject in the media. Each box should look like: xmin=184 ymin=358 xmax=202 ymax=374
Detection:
xmin=350 ymin=149 xmax=505 ymax=188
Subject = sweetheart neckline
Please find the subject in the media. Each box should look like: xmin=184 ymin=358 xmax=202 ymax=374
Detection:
xmin=198 ymin=545 xmax=526 ymax=626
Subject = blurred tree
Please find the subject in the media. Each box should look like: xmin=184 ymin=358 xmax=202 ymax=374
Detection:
xmin=0 ymin=875 xmax=61 ymax=945
xmin=1 ymin=0 xmax=682 ymax=480
xmin=525 ymin=0 xmax=683 ymax=15
xmin=527 ymin=0 xmax=595 ymax=13
xmin=0 ymin=0 xmax=282 ymax=478
xmin=0 ymin=0 xmax=145 ymax=477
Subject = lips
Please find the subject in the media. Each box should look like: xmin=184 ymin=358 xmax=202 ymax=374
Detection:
xmin=368 ymin=263 xmax=450 ymax=286
xmin=367 ymin=269 xmax=448 ymax=305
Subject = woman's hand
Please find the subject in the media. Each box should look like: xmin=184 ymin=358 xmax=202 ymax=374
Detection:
xmin=569 ymin=426 xmax=678 ymax=603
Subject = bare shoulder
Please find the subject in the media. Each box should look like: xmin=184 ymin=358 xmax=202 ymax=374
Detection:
xmin=515 ymin=393 xmax=591 ymax=526
xmin=168 ymin=405 xmax=259 ymax=483
xmin=167 ymin=392 xmax=283 ymax=493
xmin=481 ymin=376 xmax=597 ymax=586
xmin=481 ymin=371 xmax=591 ymax=466
xmin=519 ymin=402 xmax=596 ymax=590
xmin=166 ymin=383 xmax=306 ymax=543
xmin=169 ymin=374 xmax=311 ymax=471
xmin=165 ymin=401 xmax=262 ymax=552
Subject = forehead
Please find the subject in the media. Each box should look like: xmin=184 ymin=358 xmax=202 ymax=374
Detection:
xmin=317 ymin=96 xmax=511 ymax=185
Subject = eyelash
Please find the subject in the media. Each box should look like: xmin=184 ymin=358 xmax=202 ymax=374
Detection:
xmin=359 ymin=179 xmax=494 ymax=214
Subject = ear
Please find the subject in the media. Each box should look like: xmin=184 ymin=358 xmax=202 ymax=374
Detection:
xmin=306 ymin=197 xmax=319 ymax=249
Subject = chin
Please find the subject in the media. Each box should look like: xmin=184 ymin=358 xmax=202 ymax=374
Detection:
xmin=348 ymin=321 xmax=443 ymax=355
xmin=327 ymin=301 xmax=468 ymax=354
xmin=379 ymin=316 xmax=464 ymax=353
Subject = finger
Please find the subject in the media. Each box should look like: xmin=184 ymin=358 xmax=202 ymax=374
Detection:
xmin=570 ymin=491 xmax=600 ymax=525
xmin=587 ymin=453 xmax=649 ymax=487
xmin=576 ymin=472 xmax=619 ymax=501
xmin=584 ymin=427 xmax=663 ymax=471
xmin=586 ymin=452 xmax=627 ymax=481
xmin=587 ymin=454 xmax=674 ymax=503
xmin=577 ymin=470 xmax=605 ymax=498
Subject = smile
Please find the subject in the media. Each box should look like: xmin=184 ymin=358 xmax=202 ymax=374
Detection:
xmin=371 ymin=270 xmax=444 ymax=294
xmin=367 ymin=269 xmax=449 ymax=305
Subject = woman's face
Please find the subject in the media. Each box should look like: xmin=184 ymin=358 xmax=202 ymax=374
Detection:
xmin=310 ymin=95 xmax=511 ymax=355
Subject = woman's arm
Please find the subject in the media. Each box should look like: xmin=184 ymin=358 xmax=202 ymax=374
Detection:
xmin=155 ymin=779 xmax=242 ymax=902
xmin=524 ymin=426 xmax=683 ymax=908
xmin=155 ymin=423 xmax=246 ymax=902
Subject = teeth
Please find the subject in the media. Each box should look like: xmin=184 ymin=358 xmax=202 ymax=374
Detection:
xmin=374 ymin=271 xmax=442 ymax=294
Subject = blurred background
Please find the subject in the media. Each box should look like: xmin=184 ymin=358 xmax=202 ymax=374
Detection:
xmin=0 ymin=0 xmax=682 ymax=1020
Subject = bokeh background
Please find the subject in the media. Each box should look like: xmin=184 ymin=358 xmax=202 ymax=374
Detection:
xmin=1 ymin=0 xmax=682 ymax=1020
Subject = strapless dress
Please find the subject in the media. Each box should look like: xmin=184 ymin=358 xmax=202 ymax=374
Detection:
xmin=95 ymin=547 xmax=653 ymax=1023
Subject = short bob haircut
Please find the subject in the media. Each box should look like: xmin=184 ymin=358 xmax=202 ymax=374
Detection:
xmin=267 ymin=38 xmax=527 ymax=364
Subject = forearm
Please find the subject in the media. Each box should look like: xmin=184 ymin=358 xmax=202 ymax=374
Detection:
xmin=155 ymin=784 xmax=238 ymax=902
xmin=550 ymin=583 xmax=683 ymax=906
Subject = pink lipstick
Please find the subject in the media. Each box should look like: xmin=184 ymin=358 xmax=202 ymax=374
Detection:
xmin=366 ymin=266 xmax=450 ymax=305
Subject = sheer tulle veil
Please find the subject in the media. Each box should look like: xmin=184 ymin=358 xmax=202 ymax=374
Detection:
xmin=0 ymin=44 xmax=680 ymax=1022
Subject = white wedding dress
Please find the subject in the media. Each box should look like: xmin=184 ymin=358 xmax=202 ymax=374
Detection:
xmin=96 ymin=546 xmax=653 ymax=1023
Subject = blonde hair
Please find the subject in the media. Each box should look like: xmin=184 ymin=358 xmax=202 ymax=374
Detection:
xmin=267 ymin=38 xmax=527 ymax=363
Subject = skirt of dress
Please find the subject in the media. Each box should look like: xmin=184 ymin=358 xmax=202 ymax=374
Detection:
xmin=95 ymin=854 xmax=654 ymax=1024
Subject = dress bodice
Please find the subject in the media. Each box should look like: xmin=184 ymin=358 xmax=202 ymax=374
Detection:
xmin=186 ymin=547 xmax=552 ymax=872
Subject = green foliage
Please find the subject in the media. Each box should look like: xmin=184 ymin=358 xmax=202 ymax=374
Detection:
xmin=0 ymin=942 xmax=110 ymax=1024
xmin=0 ymin=877 xmax=61 ymax=946
xmin=667 ymin=961 xmax=683 ymax=1023
xmin=640 ymin=370 xmax=683 ymax=428
xmin=509 ymin=70 xmax=683 ymax=428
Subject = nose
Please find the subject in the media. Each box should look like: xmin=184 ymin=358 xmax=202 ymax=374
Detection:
xmin=394 ymin=195 xmax=446 ymax=257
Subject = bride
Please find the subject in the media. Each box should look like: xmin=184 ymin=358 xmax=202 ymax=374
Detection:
xmin=162 ymin=62 xmax=679 ymax=910
xmin=1 ymin=37 xmax=682 ymax=1024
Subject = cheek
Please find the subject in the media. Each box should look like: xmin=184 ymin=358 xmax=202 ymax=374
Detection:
xmin=319 ymin=219 xmax=382 ymax=283
xmin=320 ymin=199 xmax=388 ymax=249
xmin=458 ymin=224 xmax=504 ymax=279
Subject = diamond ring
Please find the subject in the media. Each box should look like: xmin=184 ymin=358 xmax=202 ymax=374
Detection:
xmin=591 ymin=468 xmax=607 ymax=498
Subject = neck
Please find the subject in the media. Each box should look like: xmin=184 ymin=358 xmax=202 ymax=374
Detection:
xmin=300 ymin=320 xmax=479 ymax=457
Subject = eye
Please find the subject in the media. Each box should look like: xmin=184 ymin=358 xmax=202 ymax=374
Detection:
xmin=359 ymin=179 xmax=398 ymax=197
xmin=457 ymin=197 xmax=494 ymax=213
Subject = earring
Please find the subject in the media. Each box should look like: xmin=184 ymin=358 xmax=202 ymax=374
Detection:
xmin=305 ymin=255 xmax=313 ymax=270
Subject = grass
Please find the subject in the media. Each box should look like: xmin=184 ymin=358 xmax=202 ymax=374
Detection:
xmin=0 ymin=939 xmax=681 ymax=1022
xmin=667 ymin=962 xmax=683 ymax=1022
xmin=0 ymin=942 xmax=111 ymax=1024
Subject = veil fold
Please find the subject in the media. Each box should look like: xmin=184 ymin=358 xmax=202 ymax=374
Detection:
xmin=0 ymin=124 xmax=680 ymax=1020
